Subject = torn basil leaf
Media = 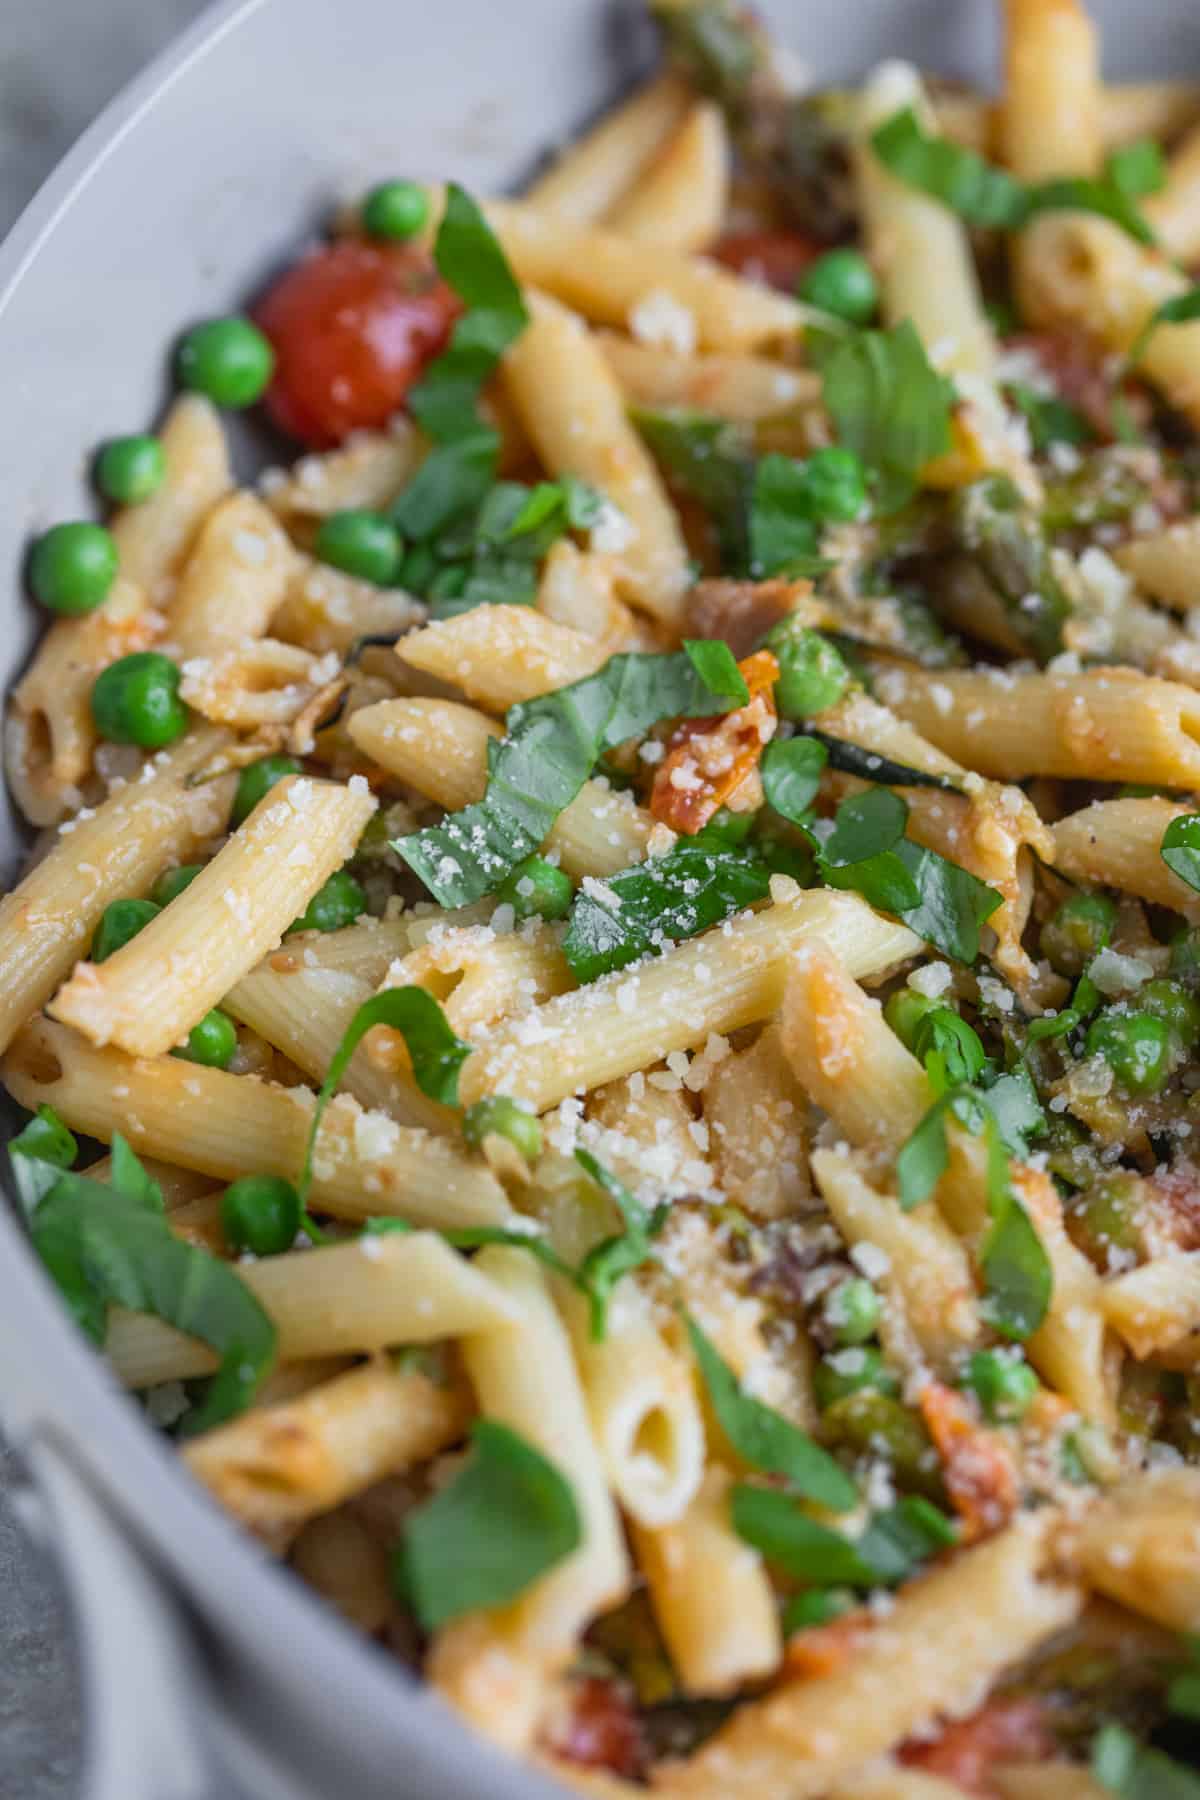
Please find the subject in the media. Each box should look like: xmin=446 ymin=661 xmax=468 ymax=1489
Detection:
xmin=1161 ymin=813 xmax=1200 ymax=891
xmin=574 ymin=1149 xmax=668 ymax=1340
xmin=731 ymin=1485 xmax=956 ymax=1588
xmin=816 ymin=319 xmax=954 ymax=513
xmin=761 ymin=735 xmax=828 ymax=822
xmin=980 ymin=1119 xmax=1052 ymax=1340
xmin=562 ymin=844 xmax=771 ymax=984
xmin=1129 ymin=287 xmax=1200 ymax=365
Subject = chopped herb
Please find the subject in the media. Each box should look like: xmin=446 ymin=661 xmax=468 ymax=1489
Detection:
xmin=562 ymin=844 xmax=771 ymax=984
xmin=631 ymin=408 xmax=755 ymax=570
xmin=1168 ymin=1638 xmax=1200 ymax=1722
xmin=1129 ymin=287 xmax=1200 ymax=365
xmin=891 ymin=837 xmax=1002 ymax=965
xmin=1091 ymin=1722 xmax=1200 ymax=1798
xmin=761 ymin=735 xmax=828 ymax=821
xmin=912 ymin=1007 xmax=989 ymax=1087
xmin=1105 ymin=139 xmax=1167 ymax=200
xmin=816 ymin=320 xmax=955 ymax=513
xmin=1006 ymin=383 xmax=1094 ymax=453
xmin=980 ymin=1119 xmax=1053 ymax=1340
xmin=396 ymin=1419 xmax=581 ymax=1629
xmin=731 ymin=1485 xmax=957 ymax=1588
xmin=391 ymin=429 xmax=501 ymax=541
xmin=748 ymin=454 xmax=832 ymax=578
xmin=574 ymin=1149 xmax=669 ymax=1341
xmin=1162 ymin=813 xmax=1200 ymax=891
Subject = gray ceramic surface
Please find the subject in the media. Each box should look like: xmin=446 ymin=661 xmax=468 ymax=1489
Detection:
xmin=3 ymin=1 xmax=1200 ymax=1796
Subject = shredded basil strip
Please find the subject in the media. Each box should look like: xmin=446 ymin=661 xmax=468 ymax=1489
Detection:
xmin=1161 ymin=812 xmax=1200 ymax=891
xmin=731 ymin=1486 xmax=957 ymax=1588
xmin=814 ymin=320 xmax=955 ymax=513
xmin=391 ymin=428 xmax=500 ymax=541
xmin=14 ymin=1130 xmax=276 ymax=1434
xmin=395 ymin=644 xmax=749 ymax=907
xmin=1105 ymin=139 xmax=1167 ymax=201
xmin=574 ymin=1148 xmax=669 ymax=1341
xmin=980 ymin=1117 xmax=1053 ymax=1341
xmin=761 ymin=735 xmax=828 ymax=820
xmin=1091 ymin=1722 xmax=1200 ymax=1798
xmin=631 ymin=407 xmax=756 ymax=569
xmin=1129 ymin=287 xmax=1200 ymax=365
xmin=297 ymin=988 xmax=472 ymax=1207
xmin=749 ymin=454 xmax=830 ymax=578
xmin=396 ymin=1419 xmax=581 ymax=1629
xmin=1005 ymin=383 xmax=1094 ymax=453
xmin=562 ymin=843 xmax=771 ymax=984
xmin=871 ymin=106 xmax=1156 ymax=246
xmin=687 ymin=1317 xmax=857 ymax=1511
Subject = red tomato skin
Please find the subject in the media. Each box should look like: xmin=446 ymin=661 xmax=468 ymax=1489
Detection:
xmin=253 ymin=241 xmax=458 ymax=448
xmin=712 ymin=230 xmax=822 ymax=293
xmin=900 ymin=1696 xmax=1056 ymax=1796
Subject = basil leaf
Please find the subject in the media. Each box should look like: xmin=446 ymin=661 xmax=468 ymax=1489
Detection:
xmin=574 ymin=1148 xmax=667 ymax=1340
xmin=808 ymin=732 xmax=963 ymax=792
xmin=896 ymin=1092 xmax=953 ymax=1211
xmin=397 ymin=1419 xmax=580 ymax=1629
xmin=980 ymin=1120 xmax=1052 ymax=1340
xmin=853 ymin=1495 xmax=958 ymax=1579
xmin=818 ymin=320 xmax=954 ymax=513
xmin=822 ymin=849 xmax=923 ymax=914
xmin=1168 ymin=1639 xmax=1200 ymax=1722
xmin=731 ymin=1486 xmax=956 ymax=1588
xmin=684 ymin=637 xmax=750 ymax=705
xmin=396 ymin=647 xmax=746 ymax=906
xmin=982 ymin=1066 xmax=1045 ymax=1158
xmin=870 ymin=106 xmax=1026 ymax=227
xmin=1030 ymin=175 xmax=1156 ymax=246
xmin=912 ymin=1007 xmax=989 ymax=1087
xmin=749 ymin=454 xmax=825 ymax=578
xmin=562 ymin=844 xmax=771 ymax=984
xmin=632 ymin=407 xmax=756 ymax=570
xmin=892 ymin=838 xmax=1003 ymax=964
xmin=440 ymin=1225 xmax=581 ymax=1287
xmin=1006 ymin=383 xmax=1094 ymax=453
xmin=297 ymin=988 xmax=472 ymax=1206
xmin=761 ymin=736 xmax=828 ymax=822
xmin=1105 ymin=139 xmax=1166 ymax=200
xmin=10 ymin=1105 xmax=78 ymax=1218
xmin=653 ymin=0 xmax=762 ymax=115
xmin=821 ymin=786 xmax=908 ymax=866
xmin=1129 ymin=287 xmax=1200 ymax=365
xmin=437 ymin=555 xmax=539 ymax=615
xmin=28 ymin=1134 xmax=275 ymax=1434
xmin=687 ymin=1317 xmax=857 ymax=1511
xmin=1092 ymin=1723 xmax=1200 ymax=1799
xmin=1162 ymin=812 xmax=1200 ymax=891
xmin=391 ymin=428 xmax=500 ymax=540
xmin=407 ymin=185 xmax=528 ymax=443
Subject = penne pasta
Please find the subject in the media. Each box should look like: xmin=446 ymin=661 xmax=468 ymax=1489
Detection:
xmin=165 ymin=490 xmax=299 ymax=661
xmin=597 ymin=330 xmax=820 ymax=423
xmin=702 ymin=1022 xmax=810 ymax=1220
xmin=109 ymin=395 xmax=232 ymax=596
xmin=1068 ymin=1467 xmax=1200 ymax=1631
xmin=525 ymin=73 xmax=691 ymax=224
xmin=1144 ymin=120 xmax=1200 ymax=263
xmin=998 ymin=0 xmax=1102 ymax=181
xmin=262 ymin=428 xmax=419 ymax=522
xmin=605 ymin=101 xmax=730 ymax=253
xmin=397 ymin=604 xmax=608 ymax=709
xmin=1102 ymin=1250 xmax=1200 ymax=1362
xmin=1051 ymin=798 xmax=1200 ymax=922
xmin=1114 ymin=517 xmax=1200 ymax=612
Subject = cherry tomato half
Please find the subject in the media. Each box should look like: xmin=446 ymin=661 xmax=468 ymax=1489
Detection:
xmin=712 ymin=229 xmax=822 ymax=293
xmin=253 ymin=241 xmax=458 ymax=447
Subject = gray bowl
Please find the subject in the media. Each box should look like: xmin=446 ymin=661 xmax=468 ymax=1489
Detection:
xmin=1 ymin=2 xmax=1197 ymax=1796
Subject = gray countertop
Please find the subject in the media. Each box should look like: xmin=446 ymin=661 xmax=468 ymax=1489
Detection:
xmin=1 ymin=9 xmax=208 ymax=1793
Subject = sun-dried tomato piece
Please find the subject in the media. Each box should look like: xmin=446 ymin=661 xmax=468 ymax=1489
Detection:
xmin=650 ymin=649 xmax=779 ymax=835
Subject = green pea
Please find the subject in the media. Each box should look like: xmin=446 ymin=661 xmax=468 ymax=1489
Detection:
xmin=362 ymin=180 xmax=430 ymax=241
xmin=1170 ymin=924 xmax=1200 ymax=990
xmin=1084 ymin=1008 xmax=1173 ymax=1095
xmin=764 ymin=620 xmax=850 ymax=720
xmin=150 ymin=864 xmax=203 ymax=908
xmin=221 ymin=1174 xmax=300 ymax=1257
xmin=1067 ymin=1171 xmax=1145 ymax=1265
xmin=231 ymin=754 xmax=302 ymax=827
xmin=1140 ymin=977 xmax=1200 ymax=1050
xmin=398 ymin=543 xmax=438 ymax=594
xmin=801 ymin=446 xmax=868 ymax=524
xmin=92 ymin=898 xmax=161 ymax=963
xmin=1117 ymin=1361 xmax=1167 ymax=1439
xmin=29 ymin=522 xmax=118 ymax=616
xmin=963 ymin=1349 xmax=1038 ymax=1423
xmin=494 ymin=855 xmax=574 ymax=923
xmin=95 ymin=434 xmax=166 ymax=505
xmin=820 ymin=1391 xmax=941 ymax=1497
xmin=812 ymin=1345 xmax=899 ymax=1410
xmin=314 ymin=509 xmax=403 ymax=586
xmin=289 ymin=870 xmax=367 ymax=935
xmin=176 ymin=317 xmax=275 ymax=408
xmin=822 ymin=1277 xmax=881 ymax=1347
xmin=884 ymin=986 xmax=945 ymax=1053
xmin=13 ymin=1104 xmax=77 ymax=1170
xmin=462 ymin=1096 xmax=543 ymax=1163
xmin=1040 ymin=891 xmax=1117 ymax=978
xmin=782 ymin=1589 xmax=856 ymax=1634
xmin=798 ymin=248 xmax=879 ymax=326
xmin=173 ymin=1008 xmax=238 ymax=1069
xmin=91 ymin=652 xmax=188 ymax=748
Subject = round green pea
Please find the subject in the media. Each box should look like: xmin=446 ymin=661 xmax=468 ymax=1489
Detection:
xmin=822 ymin=1277 xmax=881 ymax=1347
xmin=176 ymin=317 xmax=275 ymax=408
xmin=963 ymin=1349 xmax=1038 ymax=1423
xmin=884 ymin=986 xmax=945 ymax=1052
xmin=92 ymin=898 xmax=161 ymax=964
xmin=150 ymin=864 xmax=203 ymax=908
xmin=95 ymin=434 xmax=166 ymax=506
xmin=1140 ymin=977 xmax=1200 ymax=1050
xmin=783 ymin=1588 xmax=856 ymax=1633
xmin=173 ymin=1008 xmax=238 ymax=1069
xmin=820 ymin=1390 xmax=941 ymax=1496
xmin=289 ymin=870 xmax=367 ymax=935
xmin=314 ymin=509 xmax=403 ymax=587
xmin=802 ymin=446 xmax=868 ymax=524
xmin=1170 ymin=924 xmax=1200 ymax=990
xmin=1040 ymin=891 xmax=1117 ymax=979
xmin=494 ymin=855 xmax=574 ymax=923
xmin=798 ymin=248 xmax=879 ymax=326
xmin=1084 ymin=1008 xmax=1173 ymax=1095
xmin=813 ymin=1345 xmax=899 ymax=1410
xmin=231 ymin=755 xmax=302 ymax=828
xmin=765 ymin=621 xmax=850 ymax=720
xmin=1068 ymin=1171 xmax=1145 ymax=1264
xmin=362 ymin=180 xmax=430 ymax=242
xmin=462 ymin=1096 xmax=543 ymax=1163
xmin=29 ymin=522 xmax=118 ymax=616
xmin=91 ymin=652 xmax=188 ymax=749
xmin=221 ymin=1174 xmax=300 ymax=1257
xmin=398 ymin=543 xmax=438 ymax=595
xmin=16 ymin=1104 xmax=77 ymax=1170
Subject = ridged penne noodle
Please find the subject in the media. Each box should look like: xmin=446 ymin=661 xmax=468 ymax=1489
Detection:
xmin=1068 ymin=1468 xmax=1200 ymax=1633
xmin=50 ymin=774 xmax=374 ymax=1058
xmin=656 ymin=1517 xmax=1080 ymax=1799
xmin=5 ymin=573 xmax=159 ymax=826
xmin=937 ymin=80 xmax=1200 ymax=159
xmin=597 ymin=331 xmax=820 ymax=422
xmin=998 ymin=0 xmax=1102 ymax=180
xmin=397 ymin=604 xmax=607 ymax=709
xmin=631 ymin=1465 xmax=782 ymax=1697
xmin=3 ymin=1016 xmax=508 ymax=1228
xmin=703 ymin=1022 xmax=810 ymax=1220
xmin=262 ymin=428 xmax=419 ymax=522
xmin=1051 ymin=798 xmax=1200 ymax=922
xmin=874 ymin=665 xmax=1200 ymax=786
xmin=1143 ymin=120 xmax=1200 ymax=262
xmin=994 ymin=1766 xmax=1109 ymax=1800
xmin=184 ymin=1359 xmax=471 ymax=1548
xmin=811 ymin=1146 xmax=983 ymax=1366
xmin=373 ymin=922 xmax=571 ymax=1046
xmin=0 ymin=724 xmax=232 ymax=1055
xmin=524 ymin=73 xmax=691 ymax=224
xmin=536 ymin=540 xmax=639 ymax=654
xmin=459 ymin=889 xmax=922 ymax=1113
xmin=605 ymin=101 xmax=729 ymax=252
xmin=854 ymin=62 xmax=995 ymax=377
xmin=501 ymin=291 xmax=690 ymax=624
xmin=1114 ymin=517 xmax=1200 ymax=611
xmin=178 ymin=638 xmax=342 ymax=731
xmin=270 ymin=559 xmax=425 ymax=655
xmin=109 ymin=395 xmax=232 ymax=596
xmin=830 ymin=1770 xmax=979 ymax=1800
xmin=346 ymin=695 xmax=654 ymax=877
xmin=1017 ymin=1166 xmax=1119 ymax=1430
xmin=1102 ymin=1250 xmax=1200 ymax=1361
xmin=164 ymin=490 xmax=299 ymax=660
xmin=273 ymin=915 xmax=415 ymax=983
xmin=105 ymin=1233 xmax=521 ymax=1386
xmin=290 ymin=1507 xmax=395 ymax=1633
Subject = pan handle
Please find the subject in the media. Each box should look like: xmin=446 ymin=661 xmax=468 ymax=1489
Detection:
xmin=15 ymin=1429 xmax=229 ymax=1800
